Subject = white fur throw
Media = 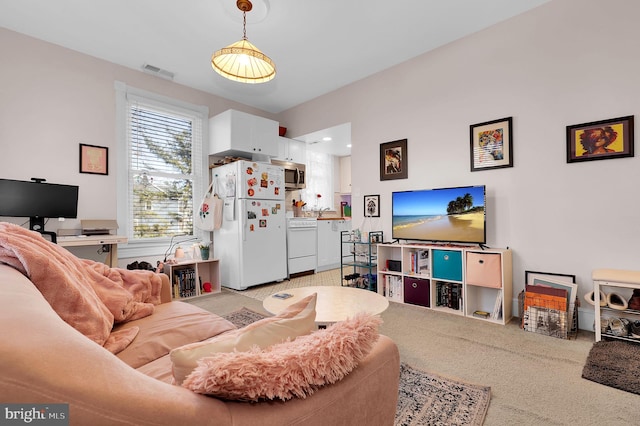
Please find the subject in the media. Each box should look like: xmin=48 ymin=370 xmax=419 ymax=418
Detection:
xmin=182 ymin=312 xmax=382 ymax=401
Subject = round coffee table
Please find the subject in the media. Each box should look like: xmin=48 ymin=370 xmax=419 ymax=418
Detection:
xmin=263 ymin=286 xmax=389 ymax=328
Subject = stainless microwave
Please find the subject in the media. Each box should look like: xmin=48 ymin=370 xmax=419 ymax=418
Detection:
xmin=271 ymin=159 xmax=306 ymax=190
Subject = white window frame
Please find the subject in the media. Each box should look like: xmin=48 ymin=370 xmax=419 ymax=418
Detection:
xmin=115 ymin=81 xmax=209 ymax=259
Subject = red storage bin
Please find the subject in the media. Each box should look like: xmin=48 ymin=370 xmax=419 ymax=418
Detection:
xmin=403 ymin=277 xmax=430 ymax=307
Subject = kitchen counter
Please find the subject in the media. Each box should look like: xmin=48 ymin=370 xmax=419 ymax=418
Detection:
xmin=317 ymin=217 xmax=351 ymax=220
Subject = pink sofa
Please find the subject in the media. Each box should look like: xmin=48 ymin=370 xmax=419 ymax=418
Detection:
xmin=0 ymin=263 xmax=400 ymax=425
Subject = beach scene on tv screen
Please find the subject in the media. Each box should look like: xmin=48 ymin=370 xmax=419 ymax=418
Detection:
xmin=392 ymin=186 xmax=485 ymax=243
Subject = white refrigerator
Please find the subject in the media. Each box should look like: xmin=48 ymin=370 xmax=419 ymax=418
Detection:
xmin=213 ymin=160 xmax=287 ymax=290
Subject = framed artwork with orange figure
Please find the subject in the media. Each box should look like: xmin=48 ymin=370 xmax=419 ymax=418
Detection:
xmin=566 ymin=115 xmax=634 ymax=163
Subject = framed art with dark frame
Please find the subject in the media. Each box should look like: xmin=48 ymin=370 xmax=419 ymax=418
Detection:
xmin=524 ymin=270 xmax=578 ymax=325
xmin=364 ymin=194 xmax=380 ymax=217
xmin=566 ymin=115 xmax=634 ymax=163
xmin=380 ymin=139 xmax=408 ymax=180
xmin=470 ymin=117 xmax=513 ymax=172
xmin=79 ymin=143 xmax=109 ymax=175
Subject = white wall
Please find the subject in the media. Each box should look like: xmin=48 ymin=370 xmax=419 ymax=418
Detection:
xmin=1 ymin=0 xmax=638 ymax=329
xmin=0 ymin=27 xmax=275 ymax=265
xmin=279 ymin=0 xmax=640 ymax=328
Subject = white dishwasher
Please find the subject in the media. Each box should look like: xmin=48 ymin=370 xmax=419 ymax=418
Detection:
xmin=286 ymin=218 xmax=317 ymax=277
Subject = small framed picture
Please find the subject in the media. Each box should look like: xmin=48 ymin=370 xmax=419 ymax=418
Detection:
xmin=364 ymin=194 xmax=380 ymax=217
xmin=380 ymin=139 xmax=408 ymax=180
xmin=470 ymin=117 xmax=513 ymax=172
xmin=566 ymin=115 xmax=634 ymax=163
xmin=79 ymin=143 xmax=109 ymax=175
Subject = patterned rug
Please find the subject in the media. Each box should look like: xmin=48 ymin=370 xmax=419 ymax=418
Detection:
xmin=396 ymin=363 xmax=490 ymax=426
xmin=223 ymin=307 xmax=270 ymax=328
xmin=223 ymin=308 xmax=491 ymax=425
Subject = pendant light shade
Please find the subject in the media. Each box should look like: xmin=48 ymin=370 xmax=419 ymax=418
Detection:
xmin=211 ymin=0 xmax=275 ymax=84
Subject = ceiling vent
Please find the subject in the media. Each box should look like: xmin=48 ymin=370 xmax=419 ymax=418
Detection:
xmin=142 ymin=63 xmax=175 ymax=80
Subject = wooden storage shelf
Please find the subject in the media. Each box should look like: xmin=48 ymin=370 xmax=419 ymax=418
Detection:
xmin=377 ymin=243 xmax=513 ymax=325
xmin=163 ymin=258 xmax=221 ymax=300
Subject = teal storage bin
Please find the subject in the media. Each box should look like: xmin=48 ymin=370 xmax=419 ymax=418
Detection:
xmin=432 ymin=249 xmax=463 ymax=281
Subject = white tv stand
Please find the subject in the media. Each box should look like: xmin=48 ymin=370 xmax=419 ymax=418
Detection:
xmin=377 ymin=242 xmax=513 ymax=325
xmin=58 ymin=235 xmax=128 ymax=267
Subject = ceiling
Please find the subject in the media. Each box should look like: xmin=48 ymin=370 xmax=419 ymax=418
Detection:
xmin=0 ymin=0 xmax=549 ymax=155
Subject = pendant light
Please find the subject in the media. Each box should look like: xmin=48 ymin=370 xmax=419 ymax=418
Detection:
xmin=211 ymin=0 xmax=276 ymax=84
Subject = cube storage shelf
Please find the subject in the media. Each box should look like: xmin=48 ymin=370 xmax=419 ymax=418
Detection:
xmin=377 ymin=243 xmax=513 ymax=325
xmin=163 ymin=259 xmax=221 ymax=300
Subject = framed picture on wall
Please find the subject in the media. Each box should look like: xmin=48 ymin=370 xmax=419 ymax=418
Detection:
xmin=470 ymin=117 xmax=513 ymax=171
xmin=79 ymin=143 xmax=109 ymax=175
xmin=364 ymin=194 xmax=380 ymax=217
xmin=566 ymin=115 xmax=634 ymax=163
xmin=380 ymin=139 xmax=408 ymax=180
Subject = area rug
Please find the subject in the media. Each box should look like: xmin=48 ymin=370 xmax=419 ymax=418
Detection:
xmin=396 ymin=363 xmax=490 ymax=426
xmin=582 ymin=339 xmax=640 ymax=395
xmin=223 ymin=308 xmax=491 ymax=425
xmin=223 ymin=307 xmax=269 ymax=328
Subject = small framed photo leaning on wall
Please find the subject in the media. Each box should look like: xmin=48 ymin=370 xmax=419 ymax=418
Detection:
xmin=470 ymin=117 xmax=513 ymax=172
xmin=364 ymin=194 xmax=380 ymax=217
xmin=380 ymin=139 xmax=408 ymax=180
xmin=566 ymin=115 xmax=634 ymax=163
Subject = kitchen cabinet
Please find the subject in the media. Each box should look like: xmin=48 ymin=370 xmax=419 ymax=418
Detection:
xmin=277 ymin=137 xmax=307 ymax=163
xmin=339 ymin=156 xmax=351 ymax=194
xmin=316 ymin=219 xmax=351 ymax=272
xmin=209 ymin=109 xmax=278 ymax=158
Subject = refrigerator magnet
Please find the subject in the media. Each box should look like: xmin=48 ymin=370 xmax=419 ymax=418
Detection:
xmin=262 ymin=208 xmax=269 ymax=216
xmin=250 ymin=224 xmax=254 ymax=231
xmin=259 ymin=220 xmax=266 ymax=228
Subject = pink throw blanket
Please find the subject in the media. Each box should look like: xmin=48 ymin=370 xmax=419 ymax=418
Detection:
xmin=0 ymin=222 xmax=163 ymax=352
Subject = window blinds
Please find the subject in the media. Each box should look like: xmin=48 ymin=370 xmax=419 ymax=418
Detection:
xmin=126 ymin=96 xmax=203 ymax=239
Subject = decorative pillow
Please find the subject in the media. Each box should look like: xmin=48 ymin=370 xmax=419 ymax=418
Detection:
xmin=171 ymin=293 xmax=317 ymax=384
xmin=182 ymin=312 xmax=382 ymax=401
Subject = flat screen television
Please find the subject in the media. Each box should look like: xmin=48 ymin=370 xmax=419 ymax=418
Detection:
xmin=0 ymin=178 xmax=79 ymax=235
xmin=392 ymin=185 xmax=486 ymax=244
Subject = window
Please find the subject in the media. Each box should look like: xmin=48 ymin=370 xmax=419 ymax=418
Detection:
xmin=115 ymin=82 xmax=208 ymax=257
xmin=302 ymin=150 xmax=334 ymax=211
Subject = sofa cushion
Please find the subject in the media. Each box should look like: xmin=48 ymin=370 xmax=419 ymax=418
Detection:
xmin=137 ymin=354 xmax=174 ymax=384
xmin=171 ymin=294 xmax=317 ymax=385
xmin=182 ymin=313 xmax=381 ymax=402
xmin=115 ymin=301 xmax=235 ymax=368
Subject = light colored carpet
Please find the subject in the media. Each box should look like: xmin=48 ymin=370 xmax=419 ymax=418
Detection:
xmin=224 ymin=269 xmax=342 ymax=301
xmin=189 ymin=269 xmax=640 ymax=425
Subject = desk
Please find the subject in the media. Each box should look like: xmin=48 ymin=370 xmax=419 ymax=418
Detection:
xmin=58 ymin=235 xmax=128 ymax=267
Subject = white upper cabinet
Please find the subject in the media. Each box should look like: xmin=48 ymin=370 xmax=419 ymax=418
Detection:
xmin=276 ymin=136 xmax=307 ymax=163
xmin=209 ymin=109 xmax=278 ymax=158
